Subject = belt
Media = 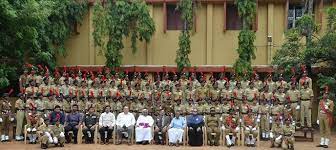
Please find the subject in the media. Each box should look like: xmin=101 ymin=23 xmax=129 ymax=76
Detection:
xmin=260 ymin=113 xmax=267 ymax=115
xmin=17 ymin=109 xmax=25 ymax=111
xmin=301 ymin=99 xmax=310 ymax=101
xmin=46 ymin=109 xmax=53 ymax=111
xmin=289 ymin=101 xmax=298 ymax=103
xmin=37 ymin=110 xmax=44 ymax=112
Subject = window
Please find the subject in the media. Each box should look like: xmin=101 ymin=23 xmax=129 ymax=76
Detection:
xmin=287 ymin=5 xmax=303 ymax=29
xmin=167 ymin=4 xmax=184 ymax=30
xmin=226 ymin=4 xmax=243 ymax=30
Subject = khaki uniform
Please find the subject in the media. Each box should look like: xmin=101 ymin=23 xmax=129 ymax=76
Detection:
xmin=216 ymin=79 xmax=227 ymax=90
xmin=39 ymin=84 xmax=50 ymax=96
xmin=259 ymin=104 xmax=270 ymax=138
xmin=317 ymin=99 xmax=334 ymax=140
xmin=270 ymin=104 xmax=284 ymax=121
xmin=35 ymin=98 xmax=44 ymax=116
xmin=298 ymin=77 xmax=312 ymax=90
xmin=286 ymin=89 xmax=300 ymax=121
xmin=270 ymin=123 xmax=283 ymax=147
xmin=25 ymin=86 xmax=39 ymax=97
xmin=276 ymin=80 xmax=288 ymax=90
xmin=221 ymin=88 xmax=232 ymax=100
xmin=206 ymin=115 xmax=221 ymax=145
xmin=63 ymin=100 xmax=71 ymax=113
xmin=26 ymin=111 xmax=39 ymax=143
xmin=51 ymin=124 xmax=65 ymax=145
xmin=242 ymin=114 xmax=258 ymax=140
xmin=0 ymin=100 xmax=13 ymax=138
xmin=15 ymin=98 xmax=26 ymax=138
xmin=244 ymin=88 xmax=259 ymax=104
xmin=300 ymin=88 xmax=313 ymax=127
xmin=221 ymin=103 xmax=231 ymax=118
xmin=209 ymin=89 xmax=220 ymax=101
xmin=38 ymin=124 xmax=52 ymax=145
xmin=275 ymin=92 xmax=286 ymax=104
xmin=223 ymin=114 xmax=239 ymax=146
xmin=241 ymin=80 xmax=250 ymax=90
xmin=233 ymin=88 xmax=244 ymax=105
xmin=281 ymin=124 xmax=295 ymax=150
xmin=196 ymin=86 xmax=207 ymax=101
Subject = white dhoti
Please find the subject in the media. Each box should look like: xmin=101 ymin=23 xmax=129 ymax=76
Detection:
xmin=135 ymin=127 xmax=152 ymax=142
xmin=168 ymin=128 xmax=184 ymax=143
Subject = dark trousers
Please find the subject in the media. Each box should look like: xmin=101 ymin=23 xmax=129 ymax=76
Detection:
xmin=64 ymin=124 xmax=78 ymax=143
xmin=154 ymin=128 xmax=166 ymax=145
xmin=99 ymin=127 xmax=113 ymax=142
xmin=83 ymin=127 xmax=95 ymax=143
xmin=188 ymin=126 xmax=203 ymax=146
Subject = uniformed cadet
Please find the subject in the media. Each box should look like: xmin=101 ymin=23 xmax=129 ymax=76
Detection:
xmin=26 ymin=108 xmax=39 ymax=144
xmin=232 ymin=82 xmax=244 ymax=105
xmin=229 ymin=74 xmax=237 ymax=91
xmin=0 ymin=94 xmax=14 ymax=142
xmin=270 ymin=99 xmax=284 ymax=125
xmin=19 ymin=69 xmax=29 ymax=91
xmin=282 ymin=118 xmax=295 ymax=150
xmin=265 ymin=74 xmax=276 ymax=92
xmin=206 ymin=107 xmax=221 ymax=146
xmin=275 ymin=86 xmax=286 ymax=105
xmin=96 ymin=96 xmax=105 ymax=114
xmin=82 ymin=106 xmax=98 ymax=144
xmin=300 ymin=81 xmax=313 ymax=128
xmin=15 ymin=93 xmax=26 ymax=141
xmin=244 ymin=82 xmax=259 ymax=105
xmin=39 ymin=120 xmax=54 ymax=149
xmin=36 ymin=94 xmax=44 ymax=116
xmin=223 ymin=109 xmax=239 ymax=147
xmin=259 ymin=97 xmax=270 ymax=139
xmin=221 ymin=82 xmax=232 ymax=100
xmin=44 ymin=94 xmax=54 ymax=120
xmin=316 ymin=91 xmax=334 ymax=148
xmin=209 ymin=82 xmax=220 ymax=102
xmin=220 ymin=99 xmax=231 ymax=119
xmin=276 ymin=74 xmax=288 ymax=90
xmin=270 ymin=117 xmax=283 ymax=148
xmin=286 ymin=83 xmax=300 ymax=122
xmin=63 ymin=96 xmax=72 ymax=114
xmin=260 ymin=85 xmax=273 ymax=105
xmin=216 ymin=73 xmax=227 ymax=90
xmin=51 ymin=118 xmax=66 ymax=147
xmin=242 ymin=110 xmax=258 ymax=147
xmin=26 ymin=80 xmax=39 ymax=97
xmin=299 ymin=71 xmax=312 ymax=90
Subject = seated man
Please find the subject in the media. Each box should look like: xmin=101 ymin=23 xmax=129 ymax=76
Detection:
xmin=26 ymin=108 xmax=39 ymax=144
xmin=49 ymin=105 xmax=65 ymax=125
xmin=83 ymin=106 xmax=98 ymax=144
xmin=270 ymin=117 xmax=283 ymax=148
xmin=282 ymin=118 xmax=295 ymax=150
xmin=168 ymin=110 xmax=186 ymax=146
xmin=206 ymin=107 xmax=220 ymax=146
xmin=223 ymin=108 xmax=239 ymax=147
xmin=187 ymin=108 xmax=204 ymax=146
xmin=64 ymin=104 xmax=82 ymax=144
xmin=99 ymin=106 xmax=115 ymax=145
xmin=51 ymin=119 xmax=65 ymax=147
xmin=135 ymin=109 xmax=154 ymax=144
xmin=153 ymin=109 xmax=171 ymax=145
xmin=116 ymin=106 xmax=135 ymax=145
xmin=242 ymin=110 xmax=258 ymax=147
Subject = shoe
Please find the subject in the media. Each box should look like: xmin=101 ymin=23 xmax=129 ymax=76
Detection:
xmin=60 ymin=143 xmax=64 ymax=147
xmin=316 ymin=145 xmax=324 ymax=147
xmin=323 ymin=145 xmax=328 ymax=148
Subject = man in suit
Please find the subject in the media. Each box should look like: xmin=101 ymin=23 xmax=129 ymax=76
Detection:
xmin=153 ymin=109 xmax=171 ymax=145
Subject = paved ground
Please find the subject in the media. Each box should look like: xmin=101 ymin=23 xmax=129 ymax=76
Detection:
xmin=0 ymin=132 xmax=334 ymax=150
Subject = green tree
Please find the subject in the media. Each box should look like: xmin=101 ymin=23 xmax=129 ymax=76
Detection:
xmin=233 ymin=0 xmax=257 ymax=77
xmin=92 ymin=0 xmax=155 ymax=68
xmin=175 ymin=0 xmax=194 ymax=71
xmin=0 ymin=0 xmax=88 ymax=90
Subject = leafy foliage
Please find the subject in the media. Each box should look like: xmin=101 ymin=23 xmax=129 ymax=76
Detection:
xmin=233 ymin=0 xmax=257 ymax=77
xmin=0 ymin=0 xmax=88 ymax=89
xmin=175 ymin=0 xmax=194 ymax=71
xmin=272 ymin=29 xmax=304 ymax=79
xmin=92 ymin=0 xmax=155 ymax=68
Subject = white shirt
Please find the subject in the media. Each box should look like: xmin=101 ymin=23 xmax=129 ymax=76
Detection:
xmin=116 ymin=112 xmax=135 ymax=127
xmin=99 ymin=112 xmax=116 ymax=127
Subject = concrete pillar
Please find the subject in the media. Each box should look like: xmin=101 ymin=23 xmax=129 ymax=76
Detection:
xmin=146 ymin=4 xmax=154 ymax=65
xmin=267 ymin=3 xmax=274 ymax=64
xmin=206 ymin=4 xmax=213 ymax=65
xmin=88 ymin=7 xmax=95 ymax=65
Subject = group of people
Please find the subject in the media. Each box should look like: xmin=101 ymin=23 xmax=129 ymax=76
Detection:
xmin=0 ymin=65 xmax=334 ymax=149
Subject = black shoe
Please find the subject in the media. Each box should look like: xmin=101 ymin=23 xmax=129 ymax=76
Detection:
xmin=60 ymin=143 xmax=64 ymax=147
xmin=323 ymin=145 xmax=328 ymax=148
xmin=316 ymin=145 xmax=324 ymax=147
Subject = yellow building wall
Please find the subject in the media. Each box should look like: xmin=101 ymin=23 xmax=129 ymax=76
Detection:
xmin=57 ymin=2 xmax=334 ymax=66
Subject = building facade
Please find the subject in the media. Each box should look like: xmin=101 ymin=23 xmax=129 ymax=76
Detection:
xmin=57 ymin=0 xmax=336 ymax=66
